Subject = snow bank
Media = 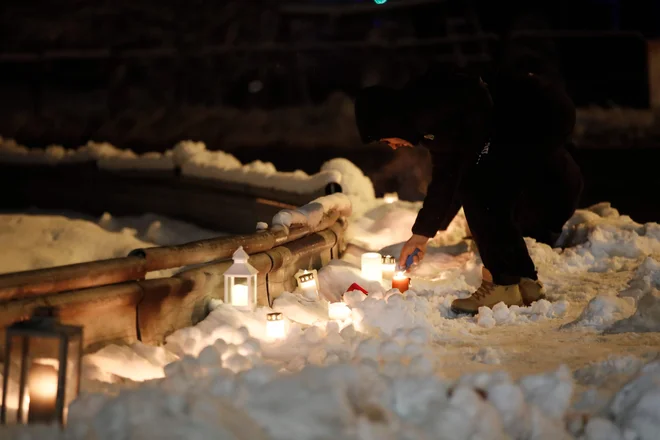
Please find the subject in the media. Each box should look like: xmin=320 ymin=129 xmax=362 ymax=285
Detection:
xmin=0 ymin=137 xmax=346 ymax=196
xmin=271 ymin=193 xmax=352 ymax=229
xmin=0 ymin=212 xmax=223 ymax=277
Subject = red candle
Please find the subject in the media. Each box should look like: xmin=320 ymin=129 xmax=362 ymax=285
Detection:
xmin=391 ymin=271 xmax=410 ymax=293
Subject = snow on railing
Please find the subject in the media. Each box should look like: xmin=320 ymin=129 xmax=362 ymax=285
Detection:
xmin=0 ymin=137 xmax=341 ymax=195
xmin=271 ymin=193 xmax=352 ymax=232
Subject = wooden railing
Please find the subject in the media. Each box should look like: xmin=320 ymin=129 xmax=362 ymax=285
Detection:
xmin=0 ymin=163 xmax=349 ymax=354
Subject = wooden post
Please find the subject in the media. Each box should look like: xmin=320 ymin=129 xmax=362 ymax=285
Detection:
xmin=649 ymin=39 xmax=660 ymax=109
xmin=265 ymin=228 xmax=338 ymax=304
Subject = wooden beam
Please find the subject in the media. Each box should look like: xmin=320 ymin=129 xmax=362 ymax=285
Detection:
xmin=0 ymin=257 xmax=146 ymax=301
xmin=133 ymin=210 xmax=340 ymax=272
xmin=0 ymin=282 xmax=142 ymax=358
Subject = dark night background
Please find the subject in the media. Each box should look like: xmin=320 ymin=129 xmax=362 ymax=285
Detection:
xmin=1 ymin=0 xmax=659 ymax=220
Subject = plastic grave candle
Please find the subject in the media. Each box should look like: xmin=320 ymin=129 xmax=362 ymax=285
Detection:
xmin=361 ymin=252 xmax=383 ymax=282
xmin=383 ymin=192 xmax=398 ymax=204
xmin=328 ymin=302 xmax=352 ymax=321
xmin=223 ymin=246 xmax=259 ymax=311
xmin=294 ymin=269 xmax=319 ymax=301
xmin=1 ymin=307 xmax=83 ymax=426
xmin=266 ymin=312 xmax=286 ymax=340
xmin=391 ymin=271 xmax=411 ymax=293
xmin=381 ymin=255 xmax=396 ymax=279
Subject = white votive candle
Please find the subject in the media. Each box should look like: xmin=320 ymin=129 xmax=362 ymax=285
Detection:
xmin=361 ymin=252 xmax=383 ymax=282
xmin=232 ymin=284 xmax=249 ymax=307
xmin=266 ymin=313 xmax=286 ymax=340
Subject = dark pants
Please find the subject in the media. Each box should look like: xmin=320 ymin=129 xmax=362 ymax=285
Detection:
xmin=458 ymin=146 xmax=583 ymax=285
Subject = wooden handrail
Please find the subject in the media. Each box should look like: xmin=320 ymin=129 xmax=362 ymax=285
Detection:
xmin=0 ymin=211 xmax=342 ymax=301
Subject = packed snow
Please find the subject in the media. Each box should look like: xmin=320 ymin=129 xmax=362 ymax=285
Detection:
xmin=2 ymin=153 xmax=660 ymax=438
xmin=0 ymin=137 xmax=342 ymax=195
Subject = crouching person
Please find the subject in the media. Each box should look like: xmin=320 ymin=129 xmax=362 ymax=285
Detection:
xmin=354 ymin=68 xmax=583 ymax=314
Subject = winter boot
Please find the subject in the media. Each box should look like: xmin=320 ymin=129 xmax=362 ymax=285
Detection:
xmin=451 ymin=280 xmax=524 ymax=315
xmin=519 ymin=278 xmax=546 ymax=305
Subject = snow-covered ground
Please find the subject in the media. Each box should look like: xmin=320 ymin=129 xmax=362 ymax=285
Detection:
xmin=2 ymin=153 xmax=660 ymax=439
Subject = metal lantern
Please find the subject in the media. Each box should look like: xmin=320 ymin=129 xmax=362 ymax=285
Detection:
xmin=1 ymin=307 xmax=83 ymax=426
xmin=224 ymin=246 xmax=259 ymax=311
xmin=294 ymin=269 xmax=319 ymax=301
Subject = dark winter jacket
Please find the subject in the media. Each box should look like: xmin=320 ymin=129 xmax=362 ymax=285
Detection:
xmin=354 ymin=69 xmax=576 ymax=238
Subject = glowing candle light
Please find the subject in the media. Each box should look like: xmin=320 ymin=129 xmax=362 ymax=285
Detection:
xmin=361 ymin=252 xmax=383 ymax=282
xmin=328 ymin=302 xmax=351 ymax=321
xmin=27 ymin=360 xmax=59 ymax=424
xmin=381 ymin=255 xmax=396 ymax=279
xmin=383 ymin=192 xmax=398 ymax=204
xmin=391 ymin=271 xmax=410 ymax=293
xmin=295 ymin=269 xmax=319 ymax=301
xmin=232 ymin=284 xmax=249 ymax=307
xmin=266 ymin=313 xmax=286 ymax=340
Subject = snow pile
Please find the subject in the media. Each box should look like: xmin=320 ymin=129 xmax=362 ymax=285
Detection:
xmin=271 ymin=193 xmax=352 ymax=229
xmin=321 ymin=158 xmax=376 ymax=219
xmin=557 ymin=203 xmax=660 ymax=261
xmin=562 ymin=295 xmax=636 ymax=331
xmin=619 ymin=257 xmax=660 ymax=301
xmin=475 ymin=299 xmax=570 ymax=328
xmin=0 ymin=138 xmax=174 ymax=169
xmin=0 ymin=212 xmax=223 ymax=276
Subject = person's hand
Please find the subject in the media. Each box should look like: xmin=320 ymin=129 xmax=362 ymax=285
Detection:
xmin=399 ymin=234 xmax=429 ymax=271
xmin=381 ymin=138 xmax=414 ymax=150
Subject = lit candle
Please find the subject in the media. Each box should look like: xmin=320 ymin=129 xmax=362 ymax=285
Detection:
xmin=383 ymin=192 xmax=398 ymax=204
xmin=361 ymin=252 xmax=383 ymax=282
xmin=297 ymin=271 xmax=318 ymax=300
xmin=266 ymin=312 xmax=286 ymax=340
xmin=328 ymin=302 xmax=351 ymax=321
xmin=27 ymin=360 xmax=59 ymax=424
xmin=391 ymin=271 xmax=410 ymax=293
xmin=381 ymin=255 xmax=396 ymax=279
xmin=232 ymin=284 xmax=249 ymax=307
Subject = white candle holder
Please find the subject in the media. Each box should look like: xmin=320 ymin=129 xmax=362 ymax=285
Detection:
xmin=224 ymin=247 xmax=259 ymax=311
xmin=266 ymin=312 xmax=286 ymax=340
xmin=361 ymin=252 xmax=383 ymax=282
xmin=294 ymin=269 xmax=319 ymax=301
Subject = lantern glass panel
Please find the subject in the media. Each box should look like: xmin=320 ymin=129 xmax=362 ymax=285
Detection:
xmin=2 ymin=333 xmax=61 ymax=425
